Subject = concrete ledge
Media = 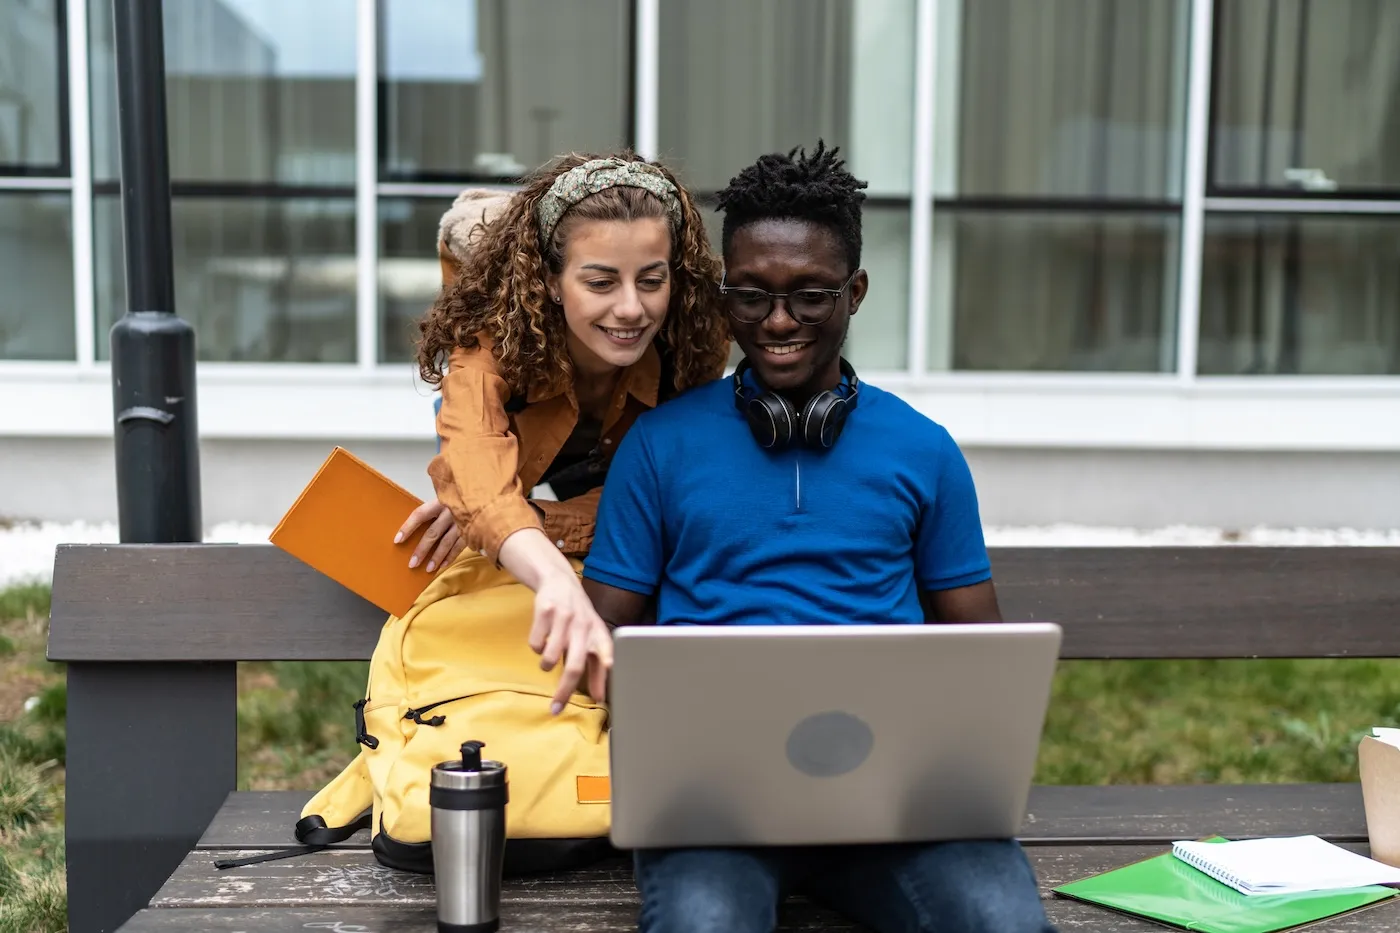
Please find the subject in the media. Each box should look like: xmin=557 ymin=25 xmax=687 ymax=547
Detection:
xmin=6 ymin=436 xmax=1400 ymax=531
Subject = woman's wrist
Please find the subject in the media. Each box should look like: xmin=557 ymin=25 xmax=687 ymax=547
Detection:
xmin=498 ymin=526 xmax=578 ymax=591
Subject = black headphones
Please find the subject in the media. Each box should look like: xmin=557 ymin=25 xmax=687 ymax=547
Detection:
xmin=732 ymin=357 xmax=860 ymax=450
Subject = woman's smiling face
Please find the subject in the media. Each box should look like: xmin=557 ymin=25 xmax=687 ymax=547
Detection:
xmin=548 ymin=216 xmax=673 ymax=376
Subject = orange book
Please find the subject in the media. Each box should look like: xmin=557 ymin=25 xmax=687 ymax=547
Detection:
xmin=270 ymin=446 xmax=435 ymax=618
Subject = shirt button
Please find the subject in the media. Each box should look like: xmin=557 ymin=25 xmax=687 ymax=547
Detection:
xmin=555 ymin=539 xmax=566 ymax=549
xmin=603 ymin=438 xmax=612 ymax=446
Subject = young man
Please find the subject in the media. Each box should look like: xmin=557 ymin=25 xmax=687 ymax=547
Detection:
xmin=578 ymin=144 xmax=1056 ymax=933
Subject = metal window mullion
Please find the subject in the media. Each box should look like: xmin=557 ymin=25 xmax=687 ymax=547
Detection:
xmin=906 ymin=0 xmax=938 ymax=376
xmin=377 ymin=181 xmax=517 ymax=199
xmin=1205 ymin=197 xmax=1400 ymax=215
xmin=1174 ymin=0 xmax=1215 ymax=382
xmin=634 ymin=0 xmax=660 ymax=159
xmin=67 ymin=0 xmax=95 ymax=367
xmin=355 ymin=0 xmax=379 ymax=370
xmin=0 ymin=176 xmax=73 ymax=190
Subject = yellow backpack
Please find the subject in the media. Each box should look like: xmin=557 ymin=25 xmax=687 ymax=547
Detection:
xmin=294 ymin=552 xmax=616 ymax=874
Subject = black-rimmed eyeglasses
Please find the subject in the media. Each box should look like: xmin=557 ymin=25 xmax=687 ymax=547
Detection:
xmin=718 ymin=271 xmax=858 ymax=326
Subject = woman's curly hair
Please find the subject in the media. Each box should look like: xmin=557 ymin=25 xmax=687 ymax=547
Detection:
xmin=416 ymin=150 xmax=730 ymax=397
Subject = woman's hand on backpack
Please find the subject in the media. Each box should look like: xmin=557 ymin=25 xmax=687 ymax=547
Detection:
xmin=497 ymin=527 xmax=613 ymax=713
xmin=531 ymin=570 xmax=613 ymax=714
xmin=394 ymin=499 xmax=465 ymax=573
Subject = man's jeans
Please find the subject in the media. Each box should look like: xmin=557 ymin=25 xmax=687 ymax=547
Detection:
xmin=634 ymin=839 xmax=1056 ymax=933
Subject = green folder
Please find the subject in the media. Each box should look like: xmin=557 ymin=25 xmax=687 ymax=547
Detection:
xmin=1053 ymin=838 xmax=1399 ymax=933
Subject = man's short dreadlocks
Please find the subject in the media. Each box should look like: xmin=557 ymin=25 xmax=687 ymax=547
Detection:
xmin=715 ymin=140 xmax=869 ymax=270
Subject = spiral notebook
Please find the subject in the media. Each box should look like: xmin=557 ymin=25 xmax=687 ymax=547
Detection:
xmin=1172 ymin=835 xmax=1400 ymax=896
xmin=1054 ymin=838 xmax=1399 ymax=933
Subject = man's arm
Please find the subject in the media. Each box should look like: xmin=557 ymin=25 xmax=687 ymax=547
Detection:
xmin=915 ymin=428 xmax=999 ymax=623
xmin=582 ymin=578 xmax=653 ymax=629
xmin=581 ymin=424 xmax=666 ymax=626
xmin=920 ymin=580 xmax=1003 ymax=624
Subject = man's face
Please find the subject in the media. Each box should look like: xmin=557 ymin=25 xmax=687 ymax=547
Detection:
xmin=723 ymin=218 xmax=867 ymax=402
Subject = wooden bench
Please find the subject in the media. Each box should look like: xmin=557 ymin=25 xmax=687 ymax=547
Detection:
xmin=49 ymin=543 xmax=1400 ymax=932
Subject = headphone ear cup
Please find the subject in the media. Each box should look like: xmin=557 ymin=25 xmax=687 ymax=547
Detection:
xmin=747 ymin=393 xmax=797 ymax=449
xmin=801 ymin=392 xmax=849 ymax=449
xmin=799 ymin=392 xmax=827 ymax=448
xmin=821 ymin=396 xmax=851 ymax=447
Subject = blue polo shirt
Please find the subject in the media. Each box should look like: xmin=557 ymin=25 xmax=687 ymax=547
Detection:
xmin=582 ymin=376 xmax=991 ymax=626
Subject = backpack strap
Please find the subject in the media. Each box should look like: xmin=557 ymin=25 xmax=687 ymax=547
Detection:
xmin=296 ymin=811 xmax=375 ymax=846
xmin=215 ymin=810 xmax=373 ymax=870
xmin=215 ymin=846 xmax=325 ymax=870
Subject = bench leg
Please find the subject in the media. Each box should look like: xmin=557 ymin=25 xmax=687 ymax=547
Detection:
xmin=65 ymin=662 xmax=237 ymax=933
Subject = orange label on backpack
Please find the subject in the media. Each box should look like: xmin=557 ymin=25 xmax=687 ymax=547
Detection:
xmin=576 ymin=775 xmax=610 ymax=804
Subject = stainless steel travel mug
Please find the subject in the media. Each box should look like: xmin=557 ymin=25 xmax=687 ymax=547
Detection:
xmin=431 ymin=739 xmax=509 ymax=933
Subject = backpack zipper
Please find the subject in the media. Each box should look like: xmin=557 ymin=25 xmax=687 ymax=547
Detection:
xmin=403 ymin=690 xmax=606 ymax=727
xmin=353 ymin=698 xmax=379 ymax=749
xmin=403 ymin=694 xmax=473 ymax=727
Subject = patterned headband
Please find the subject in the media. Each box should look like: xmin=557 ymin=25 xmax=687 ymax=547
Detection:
xmin=535 ymin=157 xmax=683 ymax=246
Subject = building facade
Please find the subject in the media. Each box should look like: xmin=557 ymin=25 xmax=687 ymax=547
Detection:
xmin=3 ymin=0 xmax=1400 ymax=529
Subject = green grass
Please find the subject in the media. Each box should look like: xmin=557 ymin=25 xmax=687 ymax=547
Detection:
xmin=237 ymin=660 xmax=369 ymax=789
xmin=4 ymin=579 xmax=1400 ymax=931
xmin=1037 ymin=658 xmax=1400 ymax=784
xmin=0 ymin=584 xmax=67 ymax=933
xmin=233 ymin=657 xmax=1400 ymax=788
xmin=0 ymin=582 xmax=49 ymax=623
xmin=0 ymin=747 xmax=65 ymax=933
xmin=0 ymin=682 xmax=67 ymax=770
xmin=0 ymin=820 xmax=66 ymax=933
xmin=0 ymin=757 xmax=50 ymax=832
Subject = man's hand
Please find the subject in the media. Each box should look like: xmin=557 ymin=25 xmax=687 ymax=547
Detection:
xmin=528 ymin=571 xmax=614 ymax=714
xmin=394 ymin=500 xmax=465 ymax=573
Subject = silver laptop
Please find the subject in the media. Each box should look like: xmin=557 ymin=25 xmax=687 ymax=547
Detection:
xmin=608 ymin=622 xmax=1062 ymax=849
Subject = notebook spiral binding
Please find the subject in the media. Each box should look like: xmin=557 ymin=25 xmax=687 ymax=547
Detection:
xmin=1172 ymin=842 xmax=1252 ymax=892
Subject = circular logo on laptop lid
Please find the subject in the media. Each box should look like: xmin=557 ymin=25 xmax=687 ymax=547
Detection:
xmin=786 ymin=711 xmax=874 ymax=778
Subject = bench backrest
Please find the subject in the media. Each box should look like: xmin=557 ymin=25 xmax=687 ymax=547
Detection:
xmin=47 ymin=543 xmax=1400 ymax=662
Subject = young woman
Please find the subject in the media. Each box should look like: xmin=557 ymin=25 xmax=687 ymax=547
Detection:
xmin=404 ymin=152 xmax=729 ymax=712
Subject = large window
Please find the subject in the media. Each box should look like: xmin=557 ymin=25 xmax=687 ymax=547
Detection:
xmin=1210 ymin=0 xmax=1400 ymax=196
xmin=943 ymin=211 xmax=1179 ymax=373
xmin=0 ymin=0 xmax=73 ymax=362
xmin=658 ymin=0 xmax=916 ymax=372
xmin=379 ymin=0 xmax=631 ymax=183
xmin=0 ymin=0 xmax=67 ymax=174
xmin=1199 ymin=214 xmax=1400 ymax=376
xmin=930 ymin=0 xmax=1189 ymax=373
xmin=378 ymin=197 xmax=445 ymax=364
xmin=4 ymin=0 xmax=1398 ymax=385
xmin=1199 ymin=0 xmax=1400 ymax=376
xmin=0 ymin=192 xmax=74 ymax=360
xmin=95 ymin=196 xmax=358 ymax=363
xmin=376 ymin=0 xmax=632 ymax=364
xmin=90 ymin=0 xmax=358 ymax=363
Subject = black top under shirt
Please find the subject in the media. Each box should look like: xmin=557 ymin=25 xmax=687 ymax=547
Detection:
xmin=529 ymin=341 xmax=677 ymax=502
xmin=539 ymin=415 xmax=607 ymax=500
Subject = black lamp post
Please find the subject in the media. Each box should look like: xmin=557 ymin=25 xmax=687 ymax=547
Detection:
xmin=109 ymin=0 xmax=201 ymax=543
